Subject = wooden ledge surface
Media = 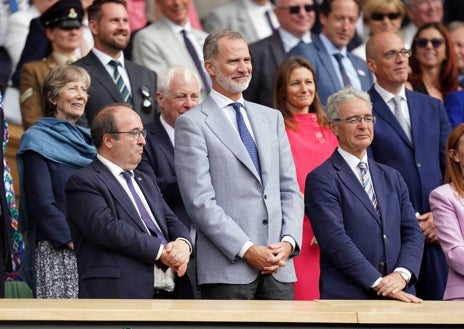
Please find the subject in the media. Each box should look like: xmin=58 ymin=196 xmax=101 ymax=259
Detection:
xmin=0 ymin=299 xmax=463 ymax=324
xmin=0 ymin=299 xmax=356 ymax=323
xmin=317 ymin=300 xmax=464 ymax=324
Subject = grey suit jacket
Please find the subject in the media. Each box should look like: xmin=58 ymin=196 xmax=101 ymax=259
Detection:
xmin=174 ymin=95 xmax=303 ymax=285
xmin=73 ymin=51 xmax=158 ymax=127
xmin=203 ymin=0 xmax=260 ymax=44
xmin=131 ymin=17 xmax=209 ymax=100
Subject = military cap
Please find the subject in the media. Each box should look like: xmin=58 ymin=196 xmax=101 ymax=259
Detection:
xmin=40 ymin=0 xmax=84 ymax=29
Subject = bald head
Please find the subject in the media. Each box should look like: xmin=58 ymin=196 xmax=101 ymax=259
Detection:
xmin=366 ymin=32 xmax=410 ymax=94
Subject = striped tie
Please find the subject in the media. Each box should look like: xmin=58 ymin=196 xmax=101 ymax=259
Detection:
xmin=181 ymin=30 xmax=211 ymax=94
xmin=108 ymin=60 xmax=132 ymax=105
xmin=358 ymin=161 xmax=380 ymax=216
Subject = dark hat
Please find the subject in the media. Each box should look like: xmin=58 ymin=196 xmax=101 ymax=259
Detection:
xmin=40 ymin=0 xmax=84 ymax=29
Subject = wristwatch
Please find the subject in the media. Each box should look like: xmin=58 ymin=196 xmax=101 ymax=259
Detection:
xmin=395 ymin=269 xmax=411 ymax=284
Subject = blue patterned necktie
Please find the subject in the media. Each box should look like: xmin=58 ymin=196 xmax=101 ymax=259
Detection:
xmin=358 ymin=162 xmax=380 ymax=217
xmin=108 ymin=60 xmax=133 ymax=105
xmin=230 ymin=103 xmax=261 ymax=174
xmin=181 ymin=30 xmax=211 ymax=94
xmin=121 ymin=171 xmax=168 ymax=245
xmin=333 ymin=53 xmax=352 ymax=87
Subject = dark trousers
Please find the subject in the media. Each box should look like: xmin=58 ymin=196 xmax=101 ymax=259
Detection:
xmin=200 ymin=274 xmax=294 ymax=300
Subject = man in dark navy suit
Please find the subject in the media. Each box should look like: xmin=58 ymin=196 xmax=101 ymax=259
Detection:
xmin=137 ymin=65 xmax=200 ymax=230
xmin=366 ymin=31 xmax=451 ymax=300
xmin=65 ymin=104 xmax=192 ymax=299
xmin=305 ymin=87 xmax=424 ymax=301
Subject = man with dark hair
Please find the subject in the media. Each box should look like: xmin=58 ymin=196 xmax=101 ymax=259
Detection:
xmin=73 ymin=0 xmax=158 ymax=127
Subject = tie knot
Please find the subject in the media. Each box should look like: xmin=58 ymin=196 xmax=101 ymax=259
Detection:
xmin=333 ymin=53 xmax=344 ymax=62
xmin=230 ymin=102 xmax=242 ymax=113
xmin=358 ymin=161 xmax=368 ymax=171
xmin=121 ymin=171 xmax=132 ymax=182
xmin=109 ymin=60 xmax=121 ymax=68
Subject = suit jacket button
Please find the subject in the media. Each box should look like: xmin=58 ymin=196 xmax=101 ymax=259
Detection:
xmin=262 ymin=219 xmax=268 ymax=225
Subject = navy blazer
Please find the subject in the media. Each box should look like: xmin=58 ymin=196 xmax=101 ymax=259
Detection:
xmin=368 ymin=87 xmax=450 ymax=214
xmin=244 ymin=31 xmax=287 ymax=108
xmin=73 ymin=51 xmax=158 ymax=127
xmin=305 ymin=150 xmax=424 ymax=299
xmin=137 ymin=115 xmax=191 ymax=228
xmin=65 ymin=158 xmax=191 ymax=299
xmin=288 ymin=36 xmax=372 ymax=105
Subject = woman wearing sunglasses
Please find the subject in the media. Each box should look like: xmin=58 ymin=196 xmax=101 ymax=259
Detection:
xmin=407 ymin=22 xmax=459 ymax=102
xmin=352 ymin=0 xmax=405 ymax=61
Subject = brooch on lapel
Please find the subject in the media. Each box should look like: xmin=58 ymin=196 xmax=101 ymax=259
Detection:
xmin=140 ymin=85 xmax=153 ymax=114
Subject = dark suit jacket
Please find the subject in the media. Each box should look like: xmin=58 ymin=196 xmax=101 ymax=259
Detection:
xmin=368 ymin=87 xmax=450 ymax=214
xmin=305 ymin=150 xmax=424 ymax=299
xmin=368 ymin=86 xmax=451 ymax=300
xmin=137 ymin=115 xmax=191 ymax=228
xmin=244 ymin=31 xmax=318 ymax=108
xmin=65 ymin=158 xmax=192 ymax=299
xmin=288 ymin=36 xmax=372 ymax=105
xmin=73 ymin=51 xmax=158 ymax=127
xmin=11 ymin=17 xmax=49 ymax=88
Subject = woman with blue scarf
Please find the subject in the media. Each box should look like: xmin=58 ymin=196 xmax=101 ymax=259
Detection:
xmin=17 ymin=66 xmax=96 ymax=298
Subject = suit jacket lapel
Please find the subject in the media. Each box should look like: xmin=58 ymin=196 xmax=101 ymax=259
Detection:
xmin=134 ymin=171 xmax=169 ymax=237
xmin=153 ymin=115 xmax=175 ymax=171
xmin=202 ymin=98 xmax=261 ymax=182
xmin=92 ymin=159 xmax=148 ymax=233
xmin=332 ymin=152 xmax=381 ymax=225
xmin=314 ymin=38 xmax=342 ymax=90
xmin=370 ymin=88 xmax=413 ymax=148
xmin=369 ymin=160 xmax=386 ymax=225
xmin=405 ymin=89 xmax=423 ymax=147
xmin=83 ymin=51 xmax=123 ymax=103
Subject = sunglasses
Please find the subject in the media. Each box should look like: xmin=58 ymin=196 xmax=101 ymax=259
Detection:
xmin=279 ymin=4 xmax=315 ymax=15
xmin=370 ymin=12 xmax=401 ymax=21
xmin=415 ymin=38 xmax=444 ymax=49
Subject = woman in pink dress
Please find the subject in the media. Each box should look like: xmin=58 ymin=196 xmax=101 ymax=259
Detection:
xmin=274 ymin=56 xmax=338 ymax=300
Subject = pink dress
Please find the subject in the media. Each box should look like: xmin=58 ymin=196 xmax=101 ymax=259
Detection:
xmin=286 ymin=113 xmax=338 ymax=300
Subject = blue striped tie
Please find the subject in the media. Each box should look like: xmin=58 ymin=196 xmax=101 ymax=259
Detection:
xmin=358 ymin=161 xmax=380 ymax=216
xmin=230 ymin=103 xmax=261 ymax=175
xmin=109 ymin=60 xmax=133 ymax=105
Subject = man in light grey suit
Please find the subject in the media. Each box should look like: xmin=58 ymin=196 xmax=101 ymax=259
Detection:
xmin=203 ymin=0 xmax=278 ymax=44
xmin=131 ymin=0 xmax=209 ymax=100
xmin=175 ymin=29 xmax=303 ymax=300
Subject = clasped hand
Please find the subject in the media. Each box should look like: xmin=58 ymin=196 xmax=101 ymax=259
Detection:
xmin=374 ymin=272 xmax=422 ymax=303
xmin=159 ymin=240 xmax=190 ymax=277
xmin=243 ymin=242 xmax=293 ymax=274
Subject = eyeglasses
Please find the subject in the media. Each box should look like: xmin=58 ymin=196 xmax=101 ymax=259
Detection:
xmin=370 ymin=12 xmax=401 ymax=21
xmin=383 ymin=48 xmax=412 ymax=60
xmin=110 ymin=129 xmax=147 ymax=140
xmin=332 ymin=115 xmax=376 ymax=125
xmin=415 ymin=38 xmax=444 ymax=49
xmin=278 ymin=4 xmax=315 ymax=15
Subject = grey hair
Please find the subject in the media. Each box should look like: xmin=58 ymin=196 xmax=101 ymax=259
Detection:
xmin=43 ymin=65 xmax=91 ymax=116
xmin=157 ymin=66 xmax=201 ymax=94
xmin=203 ymin=29 xmax=245 ymax=61
xmin=326 ymin=87 xmax=372 ymax=120
xmin=448 ymin=21 xmax=464 ymax=32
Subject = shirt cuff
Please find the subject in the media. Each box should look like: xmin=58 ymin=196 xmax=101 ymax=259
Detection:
xmin=371 ymin=276 xmax=383 ymax=288
xmin=281 ymin=235 xmax=296 ymax=252
xmin=238 ymin=241 xmax=254 ymax=258
xmin=394 ymin=267 xmax=412 ymax=283
xmin=176 ymin=237 xmax=193 ymax=254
